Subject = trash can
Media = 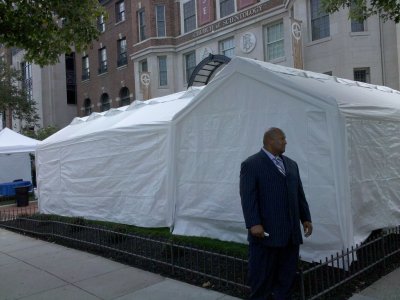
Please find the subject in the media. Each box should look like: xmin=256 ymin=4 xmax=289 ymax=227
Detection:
xmin=15 ymin=186 xmax=30 ymax=207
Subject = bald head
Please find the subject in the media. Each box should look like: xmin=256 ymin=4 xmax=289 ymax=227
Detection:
xmin=263 ymin=127 xmax=287 ymax=156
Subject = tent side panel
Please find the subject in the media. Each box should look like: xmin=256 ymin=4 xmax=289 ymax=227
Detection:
xmin=347 ymin=119 xmax=400 ymax=243
xmin=173 ymin=74 xmax=345 ymax=262
xmin=0 ymin=153 xmax=32 ymax=183
xmin=37 ymin=127 xmax=172 ymax=227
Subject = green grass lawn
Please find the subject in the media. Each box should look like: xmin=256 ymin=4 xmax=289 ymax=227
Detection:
xmin=28 ymin=213 xmax=249 ymax=257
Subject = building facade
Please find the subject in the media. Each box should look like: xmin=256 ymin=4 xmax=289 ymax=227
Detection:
xmin=10 ymin=50 xmax=77 ymax=131
xmin=75 ymin=0 xmax=400 ymax=117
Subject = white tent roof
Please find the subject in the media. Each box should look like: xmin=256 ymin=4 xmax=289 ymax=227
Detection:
xmin=0 ymin=127 xmax=39 ymax=154
xmin=40 ymin=88 xmax=202 ymax=148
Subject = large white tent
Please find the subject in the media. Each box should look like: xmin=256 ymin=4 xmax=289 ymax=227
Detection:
xmin=36 ymin=57 xmax=400 ymax=262
xmin=0 ymin=128 xmax=38 ymax=183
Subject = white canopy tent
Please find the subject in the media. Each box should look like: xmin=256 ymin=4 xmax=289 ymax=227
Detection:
xmin=37 ymin=57 xmax=400 ymax=262
xmin=0 ymin=128 xmax=38 ymax=183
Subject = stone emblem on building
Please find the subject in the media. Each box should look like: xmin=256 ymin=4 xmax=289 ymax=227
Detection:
xmin=240 ymin=32 xmax=256 ymax=54
xmin=291 ymin=21 xmax=301 ymax=41
xmin=140 ymin=72 xmax=151 ymax=86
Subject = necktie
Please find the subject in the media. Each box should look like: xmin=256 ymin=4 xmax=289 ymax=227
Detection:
xmin=274 ymin=157 xmax=286 ymax=175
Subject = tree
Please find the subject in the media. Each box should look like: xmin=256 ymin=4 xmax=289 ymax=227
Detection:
xmin=0 ymin=59 xmax=39 ymax=127
xmin=0 ymin=0 xmax=105 ymax=66
xmin=22 ymin=125 xmax=59 ymax=141
xmin=322 ymin=0 xmax=400 ymax=23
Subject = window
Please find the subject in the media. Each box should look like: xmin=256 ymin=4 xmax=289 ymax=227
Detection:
xmin=264 ymin=21 xmax=284 ymax=61
xmin=184 ymin=51 xmax=196 ymax=83
xmin=158 ymin=56 xmax=168 ymax=86
xmin=115 ymin=0 xmax=125 ymax=23
xmin=98 ymin=47 xmax=107 ymax=74
xmin=21 ymin=61 xmax=33 ymax=100
xmin=82 ymin=56 xmax=90 ymax=80
xmin=354 ymin=68 xmax=370 ymax=83
xmin=84 ymin=98 xmax=92 ymax=116
xmin=351 ymin=0 xmax=365 ymax=32
xmin=138 ymin=10 xmax=146 ymax=41
xmin=65 ymin=53 xmax=77 ymax=105
xmin=156 ymin=5 xmax=166 ymax=37
xmin=220 ymin=0 xmax=235 ymax=18
xmin=119 ymin=87 xmax=130 ymax=106
xmin=310 ymin=0 xmax=330 ymax=40
xmin=219 ymin=37 xmax=235 ymax=58
xmin=100 ymin=93 xmax=110 ymax=111
xmin=97 ymin=15 xmax=105 ymax=32
xmin=183 ymin=0 xmax=196 ymax=33
xmin=117 ymin=38 xmax=127 ymax=67
xmin=140 ymin=59 xmax=148 ymax=73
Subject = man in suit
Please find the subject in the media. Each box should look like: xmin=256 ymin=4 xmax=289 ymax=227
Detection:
xmin=240 ymin=127 xmax=313 ymax=300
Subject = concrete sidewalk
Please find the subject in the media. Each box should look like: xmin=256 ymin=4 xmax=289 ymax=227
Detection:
xmin=348 ymin=267 xmax=400 ymax=300
xmin=0 ymin=228 xmax=241 ymax=300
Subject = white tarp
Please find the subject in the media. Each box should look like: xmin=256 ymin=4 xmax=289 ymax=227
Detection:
xmin=37 ymin=90 xmax=199 ymax=227
xmin=37 ymin=57 xmax=400 ymax=262
xmin=0 ymin=128 xmax=38 ymax=183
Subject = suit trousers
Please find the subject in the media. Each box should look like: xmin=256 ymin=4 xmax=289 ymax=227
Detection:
xmin=248 ymin=241 xmax=299 ymax=300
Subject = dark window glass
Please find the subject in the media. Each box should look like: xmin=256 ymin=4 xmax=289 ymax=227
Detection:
xmin=119 ymin=87 xmax=130 ymax=106
xmin=220 ymin=0 xmax=235 ymax=18
xmin=354 ymin=68 xmax=370 ymax=83
xmin=183 ymin=0 xmax=196 ymax=33
xmin=82 ymin=56 xmax=90 ymax=80
xmin=158 ymin=56 xmax=167 ymax=86
xmin=84 ymin=98 xmax=92 ymax=116
xmin=65 ymin=53 xmax=77 ymax=104
xmin=156 ymin=5 xmax=166 ymax=37
xmin=311 ymin=0 xmax=330 ymax=40
xmin=138 ymin=10 xmax=146 ymax=41
xmin=117 ymin=38 xmax=127 ymax=67
xmin=185 ymin=51 xmax=196 ymax=83
xmin=100 ymin=93 xmax=110 ymax=111
xmin=116 ymin=1 xmax=125 ymax=23
xmin=98 ymin=47 xmax=107 ymax=74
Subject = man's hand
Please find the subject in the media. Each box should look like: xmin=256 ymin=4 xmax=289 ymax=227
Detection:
xmin=250 ymin=224 xmax=265 ymax=238
xmin=303 ymin=221 xmax=313 ymax=238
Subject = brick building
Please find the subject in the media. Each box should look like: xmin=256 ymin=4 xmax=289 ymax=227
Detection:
xmin=76 ymin=0 xmax=400 ymax=117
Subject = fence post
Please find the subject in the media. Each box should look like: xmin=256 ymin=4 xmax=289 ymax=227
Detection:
xmin=381 ymin=231 xmax=386 ymax=271
xmin=170 ymin=241 xmax=175 ymax=275
xmin=298 ymin=268 xmax=306 ymax=300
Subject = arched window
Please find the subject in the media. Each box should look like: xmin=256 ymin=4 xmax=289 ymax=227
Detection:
xmin=100 ymin=93 xmax=110 ymax=112
xmin=119 ymin=87 xmax=130 ymax=106
xmin=84 ymin=98 xmax=92 ymax=116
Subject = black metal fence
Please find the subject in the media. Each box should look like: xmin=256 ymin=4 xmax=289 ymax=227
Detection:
xmin=0 ymin=206 xmax=249 ymax=298
xmin=299 ymin=226 xmax=400 ymax=299
xmin=0 ymin=206 xmax=399 ymax=300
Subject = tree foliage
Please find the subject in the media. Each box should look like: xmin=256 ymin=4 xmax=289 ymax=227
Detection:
xmin=0 ymin=0 xmax=106 ymax=66
xmin=322 ymin=0 xmax=400 ymax=23
xmin=0 ymin=59 xmax=39 ymax=127
xmin=22 ymin=125 xmax=59 ymax=141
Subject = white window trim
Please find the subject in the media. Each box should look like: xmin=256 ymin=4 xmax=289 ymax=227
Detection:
xmin=216 ymin=0 xmax=237 ymax=19
xmin=180 ymin=0 xmax=197 ymax=34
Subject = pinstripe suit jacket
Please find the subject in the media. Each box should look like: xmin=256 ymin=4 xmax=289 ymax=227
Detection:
xmin=240 ymin=149 xmax=311 ymax=247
